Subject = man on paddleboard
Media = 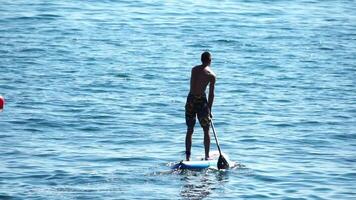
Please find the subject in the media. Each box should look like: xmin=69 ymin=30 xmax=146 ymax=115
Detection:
xmin=185 ymin=51 xmax=216 ymax=161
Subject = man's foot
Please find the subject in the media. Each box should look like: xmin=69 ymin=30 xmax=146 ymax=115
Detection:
xmin=205 ymin=157 xmax=213 ymax=160
xmin=186 ymin=151 xmax=191 ymax=161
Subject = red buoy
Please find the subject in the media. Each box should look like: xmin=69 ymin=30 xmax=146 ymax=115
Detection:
xmin=0 ymin=96 xmax=4 ymax=111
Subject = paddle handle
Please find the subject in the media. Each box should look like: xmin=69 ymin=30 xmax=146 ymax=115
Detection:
xmin=210 ymin=119 xmax=222 ymax=156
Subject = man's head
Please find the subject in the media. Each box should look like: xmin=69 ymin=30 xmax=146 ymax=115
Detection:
xmin=201 ymin=51 xmax=211 ymax=65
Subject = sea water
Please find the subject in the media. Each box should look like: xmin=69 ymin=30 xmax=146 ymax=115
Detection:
xmin=0 ymin=0 xmax=355 ymax=199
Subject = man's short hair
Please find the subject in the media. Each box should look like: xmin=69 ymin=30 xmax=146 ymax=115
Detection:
xmin=201 ymin=51 xmax=211 ymax=64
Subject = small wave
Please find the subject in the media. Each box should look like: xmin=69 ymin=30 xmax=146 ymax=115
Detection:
xmin=253 ymin=174 xmax=281 ymax=183
xmin=0 ymin=194 xmax=13 ymax=200
xmin=9 ymin=15 xmax=59 ymax=21
xmin=3 ymin=149 xmax=23 ymax=156
xmin=333 ymin=133 xmax=356 ymax=140
xmin=215 ymin=39 xmax=240 ymax=45
xmin=142 ymin=74 xmax=155 ymax=80
xmin=115 ymin=73 xmax=130 ymax=79
xmin=21 ymin=174 xmax=52 ymax=179
xmin=75 ymin=156 xmax=154 ymax=163
xmin=0 ymin=134 xmax=13 ymax=139
xmin=240 ymin=138 xmax=258 ymax=142
xmin=318 ymin=46 xmax=334 ymax=51
xmin=268 ymin=123 xmax=295 ymax=128
xmin=19 ymin=48 xmax=46 ymax=53
xmin=36 ymin=14 xmax=62 ymax=19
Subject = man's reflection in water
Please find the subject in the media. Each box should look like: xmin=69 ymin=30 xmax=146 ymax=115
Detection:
xmin=180 ymin=170 xmax=229 ymax=200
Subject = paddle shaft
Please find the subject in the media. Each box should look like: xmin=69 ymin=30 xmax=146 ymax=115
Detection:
xmin=210 ymin=119 xmax=222 ymax=156
xmin=211 ymin=117 xmax=230 ymax=169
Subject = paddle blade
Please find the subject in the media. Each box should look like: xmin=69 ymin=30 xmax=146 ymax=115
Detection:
xmin=217 ymin=155 xmax=230 ymax=169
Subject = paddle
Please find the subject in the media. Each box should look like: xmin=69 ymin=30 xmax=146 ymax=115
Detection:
xmin=210 ymin=118 xmax=230 ymax=169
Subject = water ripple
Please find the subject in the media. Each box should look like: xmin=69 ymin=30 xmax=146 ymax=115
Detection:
xmin=0 ymin=0 xmax=355 ymax=199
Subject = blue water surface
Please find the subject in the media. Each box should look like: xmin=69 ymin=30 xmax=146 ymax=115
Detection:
xmin=1 ymin=0 xmax=355 ymax=199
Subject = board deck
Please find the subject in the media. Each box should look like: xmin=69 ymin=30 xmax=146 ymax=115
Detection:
xmin=172 ymin=160 xmax=218 ymax=169
xmin=172 ymin=151 xmax=232 ymax=170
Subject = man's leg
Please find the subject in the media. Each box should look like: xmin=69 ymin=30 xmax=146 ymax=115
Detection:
xmin=203 ymin=126 xmax=210 ymax=160
xmin=185 ymin=128 xmax=194 ymax=161
xmin=185 ymin=94 xmax=195 ymax=161
xmin=199 ymin=103 xmax=211 ymax=160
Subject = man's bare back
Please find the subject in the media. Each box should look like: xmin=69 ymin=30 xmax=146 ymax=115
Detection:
xmin=190 ymin=64 xmax=216 ymax=111
xmin=190 ymin=65 xmax=215 ymax=95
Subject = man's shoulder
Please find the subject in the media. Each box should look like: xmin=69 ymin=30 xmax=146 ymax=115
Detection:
xmin=206 ymin=67 xmax=216 ymax=77
xmin=192 ymin=65 xmax=202 ymax=70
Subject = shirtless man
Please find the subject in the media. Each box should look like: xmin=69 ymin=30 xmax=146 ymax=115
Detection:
xmin=185 ymin=51 xmax=216 ymax=161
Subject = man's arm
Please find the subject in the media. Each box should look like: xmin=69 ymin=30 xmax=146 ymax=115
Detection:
xmin=208 ymin=74 xmax=216 ymax=112
xmin=189 ymin=68 xmax=196 ymax=92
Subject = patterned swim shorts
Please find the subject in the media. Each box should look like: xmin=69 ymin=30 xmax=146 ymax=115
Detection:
xmin=185 ymin=93 xmax=211 ymax=129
